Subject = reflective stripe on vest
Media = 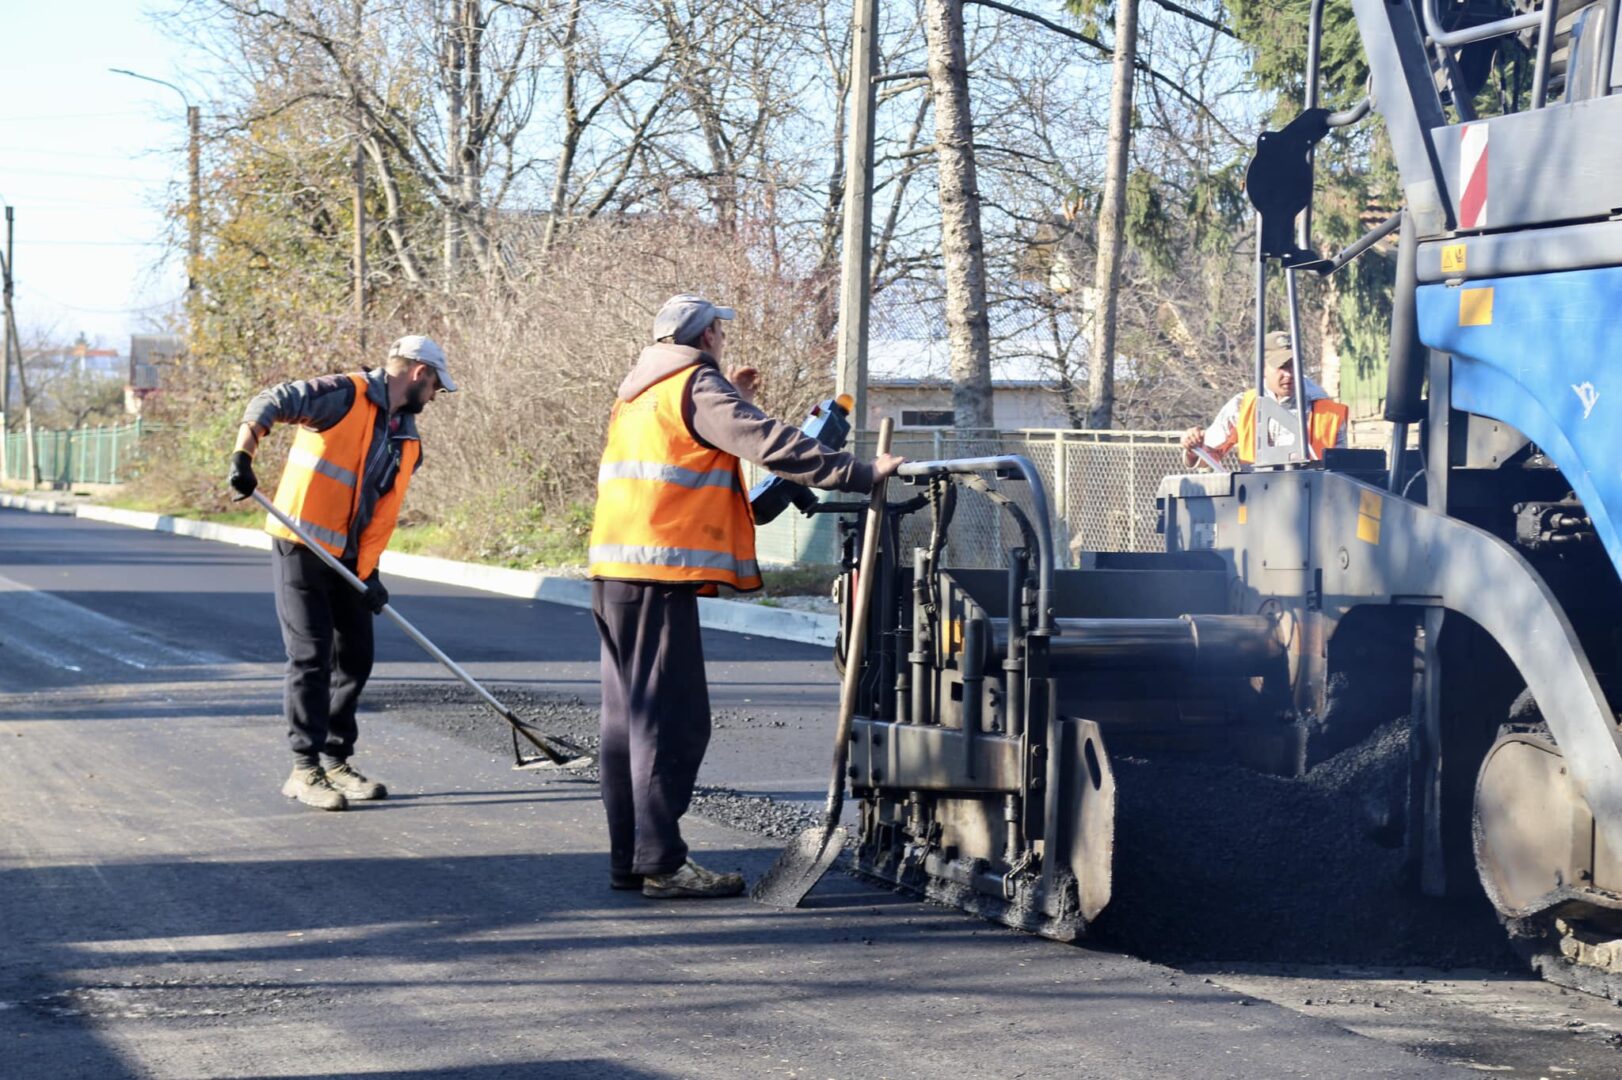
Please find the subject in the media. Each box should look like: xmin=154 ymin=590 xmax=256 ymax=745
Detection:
xmin=587 ymin=364 xmax=762 ymax=592
xmin=1235 ymin=390 xmax=1349 ymax=463
xmin=596 ymin=460 xmax=741 ymax=490
xmin=264 ymin=373 xmax=421 ymax=579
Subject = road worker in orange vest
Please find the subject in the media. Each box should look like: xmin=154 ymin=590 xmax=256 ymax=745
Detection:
xmin=227 ymin=336 xmax=454 ymax=811
xmin=588 ymin=294 xmax=904 ymax=899
xmin=1181 ymin=330 xmax=1348 ymax=469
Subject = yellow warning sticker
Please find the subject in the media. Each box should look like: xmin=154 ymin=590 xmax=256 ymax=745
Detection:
xmin=1237 ymin=505 xmax=1248 ymax=526
xmin=1357 ymin=490 xmax=1382 ymax=545
xmin=1440 ymin=244 xmax=1467 ymax=274
xmin=1459 ymin=287 xmax=1494 ymax=326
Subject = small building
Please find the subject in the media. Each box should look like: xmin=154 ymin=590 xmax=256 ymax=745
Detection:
xmin=863 ymin=337 xmax=1077 ymax=432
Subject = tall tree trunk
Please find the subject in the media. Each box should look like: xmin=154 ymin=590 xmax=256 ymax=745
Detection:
xmin=444 ymin=0 xmax=466 ymax=286
xmin=543 ymin=0 xmax=584 ymax=255
xmin=461 ymin=0 xmax=490 ymax=272
xmin=923 ymin=0 xmax=993 ymax=430
xmin=1085 ymin=0 xmax=1139 ymax=430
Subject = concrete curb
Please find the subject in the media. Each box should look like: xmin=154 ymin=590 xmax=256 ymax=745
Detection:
xmin=3 ymin=495 xmax=837 ymax=647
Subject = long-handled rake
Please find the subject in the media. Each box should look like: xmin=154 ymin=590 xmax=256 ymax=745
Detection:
xmin=252 ymin=491 xmax=593 ymax=771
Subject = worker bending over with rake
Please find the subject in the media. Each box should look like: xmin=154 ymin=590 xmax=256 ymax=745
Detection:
xmin=589 ymin=295 xmax=904 ymax=899
xmin=227 ymin=336 xmax=455 ymax=811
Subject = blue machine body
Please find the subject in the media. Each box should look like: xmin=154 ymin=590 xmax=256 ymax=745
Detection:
xmin=1417 ymin=266 xmax=1622 ymax=577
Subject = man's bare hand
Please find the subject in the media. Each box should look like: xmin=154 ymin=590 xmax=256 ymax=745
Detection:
xmin=873 ymin=453 xmax=905 ymax=483
xmin=1180 ymin=426 xmax=1206 ymax=468
xmin=726 ymin=365 xmax=761 ymax=404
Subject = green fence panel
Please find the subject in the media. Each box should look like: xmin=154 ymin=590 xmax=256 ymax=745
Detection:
xmin=0 ymin=421 xmax=156 ymax=488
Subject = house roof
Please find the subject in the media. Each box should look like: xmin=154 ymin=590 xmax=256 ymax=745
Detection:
xmin=864 ymin=337 xmax=1073 ymax=389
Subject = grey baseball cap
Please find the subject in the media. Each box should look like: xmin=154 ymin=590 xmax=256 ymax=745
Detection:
xmin=389 ymin=335 xmax=458 ymax=391
xmin=652 ymin=294 xmax=734 ymax=346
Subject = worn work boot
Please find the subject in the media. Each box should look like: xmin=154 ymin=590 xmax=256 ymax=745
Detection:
xmin=281 ymin=765 xmax=348 ymax=812
xmin=323 ymin=761 xmax=388 ymax=801
xmin=642 ymin=859 xmax=746 ymax=899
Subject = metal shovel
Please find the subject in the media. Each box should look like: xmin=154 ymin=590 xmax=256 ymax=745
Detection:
xmin=752 ymin=417 xmax=894 ymax=907
xmin=251 ymin=491 xmax=593 ymax=770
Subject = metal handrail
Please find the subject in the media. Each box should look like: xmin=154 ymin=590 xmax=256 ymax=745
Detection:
xmin=1422 ymin=0 xmax=1544 ymax=48
xmin=897 ymin=454 xmax=1056 ymax=632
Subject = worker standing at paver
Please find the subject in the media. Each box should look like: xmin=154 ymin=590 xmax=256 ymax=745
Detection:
xmin=1181 ymin=330 xmax=1349 ymax=468
xmin=589 ymin=294 xmax=904 ymax=899
xmin=226 ymin=336 xmax=455 ymax=811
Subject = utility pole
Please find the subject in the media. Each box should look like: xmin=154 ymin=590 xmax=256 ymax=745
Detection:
xmin=1 ymin=208 xmax=38 ymax=487
xmin=1085 ymin=0 xmax=1139 ymax=430
xmin=353 ymin=0 xmax=368 ymax=350
xmin=187 ymin=104 xmax=201 ymax=293
xmin=1 ymin=205 xmax=12 ymax=479
xmin=1 ymin=206 xmax=12 ymax=428
xmin=834 ymin=0 xmax=879 ymax=431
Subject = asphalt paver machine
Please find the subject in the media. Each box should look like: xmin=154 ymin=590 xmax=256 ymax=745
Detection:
xmin=831 ymin=0 xmax=1622 ymax=991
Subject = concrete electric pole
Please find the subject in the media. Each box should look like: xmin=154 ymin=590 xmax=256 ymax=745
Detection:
xmin=834 ymin=0 xmax=879 ymax=431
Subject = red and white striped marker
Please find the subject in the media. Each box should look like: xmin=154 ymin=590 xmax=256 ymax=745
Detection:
xmin=1459 ymin=123 xmax=1489 ymax=230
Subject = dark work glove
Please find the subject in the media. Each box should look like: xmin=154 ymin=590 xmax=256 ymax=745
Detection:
xmin=227 ymin=450 xmax=258 ymax=501
xmin=363 ymin=573 xmax=389 ymax=615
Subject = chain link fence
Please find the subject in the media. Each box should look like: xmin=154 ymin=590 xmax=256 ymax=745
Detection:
xmin=750 ymin=428 xmax=1187 ymax=568
xmin=2 ymin=421 xmax=153 ymax=487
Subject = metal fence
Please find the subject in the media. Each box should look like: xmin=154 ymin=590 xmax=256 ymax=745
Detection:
xmin=1 ymin=421 xmax=153 ymax=487
xmin=749 ymin=428 xmax=1187 ymax=568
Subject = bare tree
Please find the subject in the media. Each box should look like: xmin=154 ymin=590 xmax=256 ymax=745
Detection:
xmin=923 ymin=0 xmax=992 ymax=429
xmin=1083 ymin=0 xmax=1137 ymax=429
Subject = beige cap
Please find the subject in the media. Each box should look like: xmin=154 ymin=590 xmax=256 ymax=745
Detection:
xmin=1263 ymin=330 xmax=1296 ymax=371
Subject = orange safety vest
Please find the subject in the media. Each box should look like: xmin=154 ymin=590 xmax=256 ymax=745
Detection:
xmin=1234 ymin=390 xmax=1349 ymax=463
xmin=587 ymin=364 xmax=762 ymax=592
xmin=264 ymin=373 xmax=420 ymax=579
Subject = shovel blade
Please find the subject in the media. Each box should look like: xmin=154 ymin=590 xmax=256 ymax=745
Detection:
xmin=514 ymin=752 xmax=596 ymax=771
xmin=750 ymin=824 xmax=847 ymax=908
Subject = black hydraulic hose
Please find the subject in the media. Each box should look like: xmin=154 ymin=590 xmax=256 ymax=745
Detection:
xmin=1325 ymin=96 xmax=1373 ymax=127
xmin=897 ymin=455 xmax=1056 ymax=633
xmin=1315 ymin=211 xmax=1401 ymax=276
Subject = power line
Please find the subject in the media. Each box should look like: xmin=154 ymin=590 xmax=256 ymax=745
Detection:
xmin=18 ymin=239 xmax=170 ymax=248
xmin=0 ymin=144 xmax=167 ymax=161
xmin=17 ymin=286 xmax=187 ymax=315
xmin=0 ymin=165 xmax=173 ymax=182
xmin=0 ymin=110 xmax=150 ymax=122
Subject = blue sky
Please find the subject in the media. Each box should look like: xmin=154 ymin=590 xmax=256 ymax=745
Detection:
xmin=0 ymin=2 xmax=200 ymax=349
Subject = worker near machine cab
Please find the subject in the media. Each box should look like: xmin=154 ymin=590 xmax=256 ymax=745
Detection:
xmin=588 ymin=294 xmax=904 ymax=899
xmin=1181 ymin=330 xmax=1349 ymax=468
xmin=225 ymin=336 xmax=455 ymax=812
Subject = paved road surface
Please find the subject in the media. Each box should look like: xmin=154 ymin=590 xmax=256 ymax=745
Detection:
xmin=4 ymin=508 xmax=1621 ymax=1079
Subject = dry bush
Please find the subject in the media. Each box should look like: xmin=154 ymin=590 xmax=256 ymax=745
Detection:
xmin=405 ymin=215 xmax=836 ymax=563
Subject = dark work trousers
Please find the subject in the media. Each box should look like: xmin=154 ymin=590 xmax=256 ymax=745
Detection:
xmin=271 ymin=538 xmax=375 ymax=767
xmin=592 ymin=579 xmax=711 ymax=877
